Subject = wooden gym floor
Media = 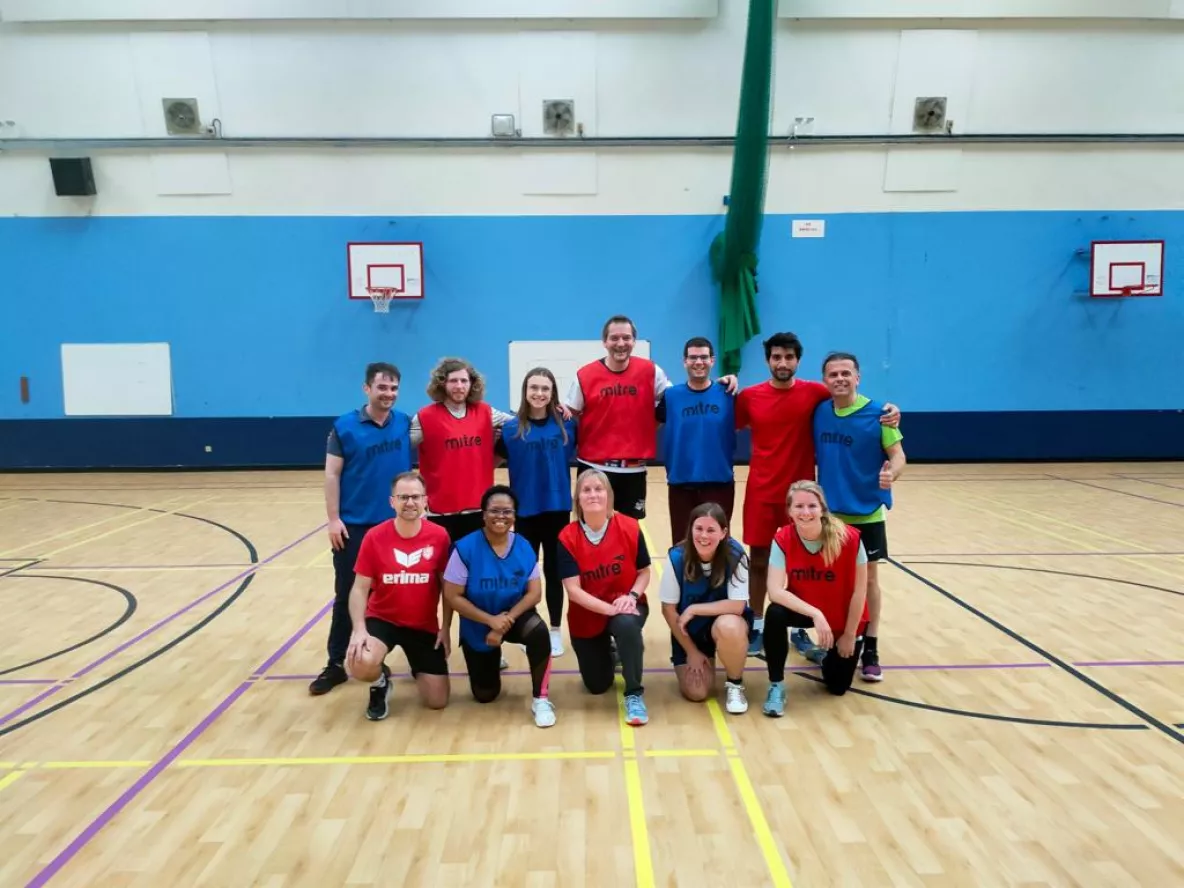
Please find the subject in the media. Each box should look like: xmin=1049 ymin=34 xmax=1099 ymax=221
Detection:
xmin=1 ymin=463 xmax=1182 ymax=887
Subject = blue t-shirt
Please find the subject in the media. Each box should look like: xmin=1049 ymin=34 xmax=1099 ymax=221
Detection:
xmin=327 ymin=407 xmax=413 ymax=526
xmin=813 ymin=398 xmax=893 ymax=518
xmin=658 ymin=383 xmax=735 ymax=486
xmin=498 ymin=415 xmax=577 ymax=517
xmin=447 ymin=530 xmax=540 ymax=652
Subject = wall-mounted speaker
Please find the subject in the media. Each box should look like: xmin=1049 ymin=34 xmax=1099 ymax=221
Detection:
xmin=49 ymin=157 xmax=97 ymax=196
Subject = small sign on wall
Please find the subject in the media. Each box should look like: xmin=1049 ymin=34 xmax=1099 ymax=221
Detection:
xmin=792 ymin=219 xmax=826 ymax=238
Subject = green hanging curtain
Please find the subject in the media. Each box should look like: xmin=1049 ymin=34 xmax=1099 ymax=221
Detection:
xmin=710 ymin=0 xmax=777 ymax=376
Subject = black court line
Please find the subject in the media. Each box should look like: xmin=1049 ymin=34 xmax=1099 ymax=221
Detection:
xmin=0 ymin=575 xmax=137 ymax=676
xmin=890 ymin=559 xmax=1184 ymax=745
xmin=791 ymin=674 xmax=1149 ymax=731
xmin=0 ymin=559 xmax=40 ymax=579
xmin=1117 ymin=475 xmax=1184 ymax=492
xmin=1048 ymin=475 xmax=1184 ymax=510
xmin=903 ymin=561 xmax=1183 ymax=598
xmin=38 ymin=497 xmax=258 ymax=555
xmin=0 ymin=496 xmax=259 ymax=737
xmin=0 ymin=572 xmax=257 ymax=738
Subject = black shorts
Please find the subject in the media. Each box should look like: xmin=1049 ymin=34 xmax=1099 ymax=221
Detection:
xmin=365 ymin=617 xmax=449 ymax=676
xmin=854 ymin=521 xmax=888 ymax=562
xmin=579 ymin=462 xmax=647 ymax=519
xmin=670 ymin=610 xmax=754 ymax=666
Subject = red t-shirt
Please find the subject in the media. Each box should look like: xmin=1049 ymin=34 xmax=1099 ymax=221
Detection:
xmin=353 ymin=519 xmax=452 ymax=633
xmin=736 ymin=379 xmax=829 ymax=503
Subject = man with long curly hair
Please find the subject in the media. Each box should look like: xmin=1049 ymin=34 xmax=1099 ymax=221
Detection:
xmin=411 ymin=357 xmax=514 ymax=545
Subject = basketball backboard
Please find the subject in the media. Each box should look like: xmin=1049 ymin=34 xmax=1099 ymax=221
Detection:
xmin=347 ymin=242 xmax=424 ymax=301
xmin=1089 ymin=240 xmax=1164 ymax=297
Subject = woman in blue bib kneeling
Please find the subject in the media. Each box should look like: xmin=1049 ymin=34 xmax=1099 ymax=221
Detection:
xmin=661 ymin=502 xmax=752 ymax=715
xmin=443 ymin=485 xmax=557 ymax=728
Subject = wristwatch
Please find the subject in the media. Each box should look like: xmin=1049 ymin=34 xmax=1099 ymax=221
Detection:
xmin=628 ymin=590 xmax=641 ymax=600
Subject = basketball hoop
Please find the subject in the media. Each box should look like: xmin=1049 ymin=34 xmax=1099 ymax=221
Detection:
xmin=367 ymin=287 xmax=401 ymax=313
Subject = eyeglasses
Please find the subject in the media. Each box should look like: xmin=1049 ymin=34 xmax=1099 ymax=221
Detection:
xmin=394 ymin=494 xmax=424 ymax=502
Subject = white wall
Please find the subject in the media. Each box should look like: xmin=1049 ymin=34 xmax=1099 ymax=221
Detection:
xmin=2 ymin=1 xmax=1183 ymax=216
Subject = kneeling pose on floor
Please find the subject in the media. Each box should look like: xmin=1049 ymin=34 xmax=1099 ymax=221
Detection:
xmin=345 ymin=471 xmax=453 ymax=720
xmin=558 ymin=468 xmax=653 ymax=727
xmin=443 ymin=485 xmax=556 ymax=728
xmin=660 ymin=502 xmax=752 ymax=714
xmin=761 ymin=480 xmax=869 ymax=717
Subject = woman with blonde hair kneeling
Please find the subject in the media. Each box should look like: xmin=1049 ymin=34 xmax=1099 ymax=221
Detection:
xmin=558 ymin=469 xmax=653 ymax=726
xmin=761 ymin=480 xmax=868 ymax=717
xmin=661 ymin=502 xmax=752 ymax=714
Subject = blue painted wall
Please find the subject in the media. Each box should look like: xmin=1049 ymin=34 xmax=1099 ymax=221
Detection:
xmin=2 ymin=210 xmax=1182 ymax=466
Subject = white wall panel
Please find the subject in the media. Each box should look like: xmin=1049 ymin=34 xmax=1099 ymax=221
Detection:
xmin=0 ymin=0 xmax=719 ymax=23
xmin=780 ymin=0 xmax=1178 ymax=20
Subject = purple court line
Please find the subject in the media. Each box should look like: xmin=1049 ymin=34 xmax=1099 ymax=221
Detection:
xmin=260 ymin=658 xmax=1184 ymax=682
xmin=262 ymin=661 xmax=1053 ymax=681
xmin=0 ymin=524 xmax=325 ymax=730
xmin=18 ymin=563 xmax=257 ymax=571
xmin=25 ymin=599 xmax=334 ymax=888
xmin=0 ymin=679 xmax=59 ymax=686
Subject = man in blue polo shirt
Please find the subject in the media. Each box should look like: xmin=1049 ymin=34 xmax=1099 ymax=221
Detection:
xmin=656 ymin=337 xmax=737 ymax=543
xmin=309 ymin=361 xmax=414 ymax=696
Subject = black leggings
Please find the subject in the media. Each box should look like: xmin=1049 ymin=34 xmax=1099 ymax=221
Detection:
xmin=514 ymin=510 xmax=571 ymax=628
xmin=460 ymin=609 xmax=552 ymax=701
xmin=570 ymin=601 xmax=649 ymax=697
xmin=763 ymin=603 xmax=863 ymax=696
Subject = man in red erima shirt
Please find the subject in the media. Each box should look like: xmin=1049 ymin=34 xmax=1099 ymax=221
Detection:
xmin=345 ymin=471 xmax=453 ymax=721
xmin=565 ymin=315 xmax=736 ymax=520
xmin=737 ymin=332 xmax=899 ymax=658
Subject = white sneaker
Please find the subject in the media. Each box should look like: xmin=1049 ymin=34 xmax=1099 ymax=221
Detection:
xmin=725 ymin=681 xmax=748 ymax=715
xmin=500 ymin=655 xmax=509 ymax=670
xmin=549 ymin=627 xmax=565 ymax=657
xmin=532 ymin=697 xmax=557 ymax=728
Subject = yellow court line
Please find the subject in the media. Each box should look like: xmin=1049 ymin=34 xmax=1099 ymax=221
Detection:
xmin=301 ymin=542 xmax=334 ymax=570
xmin=176 ymin=751 xmax=615 ymax=768
xmin=12 ymin=750 xmax=718 ymax=770
xmin=0 ymin=770 xmax=27 ymax=793
xmin=0 ymin=494 xmax=188 ymax=559
xmin=643 ymin=749 xmax=720 ymax=758
xmin=40 ymin=760 xmax=152 ymax=770
xmin=26 ymin=750 xmax=627 ymax=771
xmin=616 ymin=676 xmax=655 ymax=888
xmin=706 ymin=700 xmax=794 ymax=888
xmin=37 ymin=495 xmax=219 ymax=560
xmin=932 ymin=489 xmax=1184 ymax=585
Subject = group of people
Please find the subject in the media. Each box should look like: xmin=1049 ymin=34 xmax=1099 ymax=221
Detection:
xmin=308 ymin=315 xmax=906 ymax=728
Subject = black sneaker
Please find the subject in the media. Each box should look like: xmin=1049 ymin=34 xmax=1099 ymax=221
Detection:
xmin=308 ymin=662 xmax=348 ymax=696
xmin=366 ymin=664 xmax=392 ymax=721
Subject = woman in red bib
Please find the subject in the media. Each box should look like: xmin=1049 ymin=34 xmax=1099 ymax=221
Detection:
xmin=760 ymin=480 xmax=869 ymax=717
xmin=557 ymin=468 xmax=653 ymax=727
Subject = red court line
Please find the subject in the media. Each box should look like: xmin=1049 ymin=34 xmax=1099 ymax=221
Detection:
xmin=25 ymin=600 xmax=333 ymax=888
xmin=0 ymin=525 xmax=324 ymax=730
